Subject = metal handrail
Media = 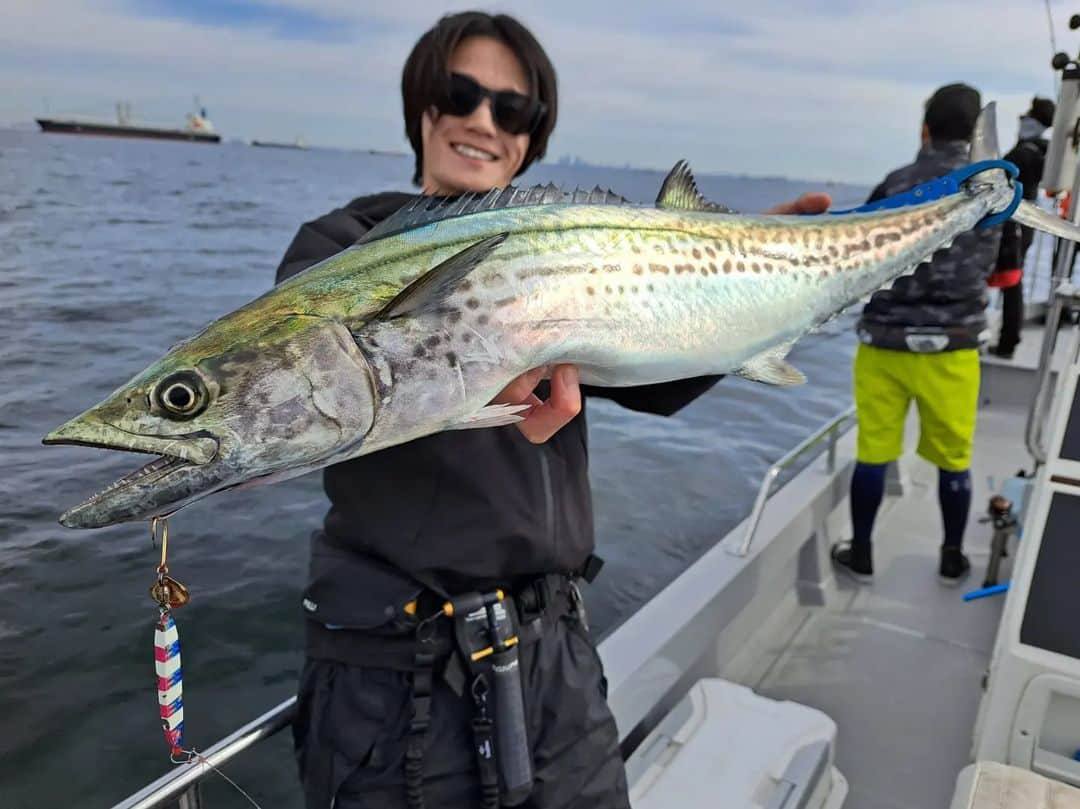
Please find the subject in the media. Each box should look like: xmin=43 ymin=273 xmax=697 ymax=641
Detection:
xmin=112 ymin=697 xmax=297 ymax=809
xmin=729 ymin=405 xmax=856 ymax=558
xmin=1025 ymin=134 xmax=1080 ymax=463
xmin=1025 ymin=282 xmax=1080 ymax=465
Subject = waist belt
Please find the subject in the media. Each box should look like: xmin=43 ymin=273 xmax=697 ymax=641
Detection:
xmin=306 ymin=559 xmax=603 ymax=809
xmin=305 ymin=572 xmax=581 ymax=670
xmin=857 ymin=322 xmax=985 ymax=352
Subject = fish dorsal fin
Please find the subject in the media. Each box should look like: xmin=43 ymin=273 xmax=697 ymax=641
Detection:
xmin=379 ymin=233 xmax=508 ymax=320
xmin=969 ymin=102 xmax=1000 ymax=163
xmin=657 ymin=160 xmax=737 ymax=213
xmin=357 ymin=182 xmax=634 ymax=245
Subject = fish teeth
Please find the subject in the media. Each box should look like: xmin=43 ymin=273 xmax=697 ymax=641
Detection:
xmin=90 ymin=456 xmax=186 ymax=500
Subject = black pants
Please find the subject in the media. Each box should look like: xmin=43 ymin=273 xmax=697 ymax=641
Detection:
xmin=997 ymin=281 xmax=1023 ymax=352
xmin=293 ymin=615 xmax=629 ymax=809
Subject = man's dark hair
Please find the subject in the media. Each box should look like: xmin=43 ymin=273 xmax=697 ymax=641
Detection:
xmin=401 ymin=12 xmax=558 ymax=186
xmin=923 ymin=83 xmax=982 ymax=142
xmin=1027 ymin=96 xmax=1056 ymax=129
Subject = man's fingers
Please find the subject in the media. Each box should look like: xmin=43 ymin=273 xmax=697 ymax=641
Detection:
xmin=548 ymin=364 xmax=581 ymax=421
xmin=796 ymin=192 xmax=832 ymax=214
xmin=492 ymin=365 xmax=548 ymax=405
xmin=763 ymin=192 xmax=833 ymax=215
xmin=516 ymin=364 xmax=581 ymax=443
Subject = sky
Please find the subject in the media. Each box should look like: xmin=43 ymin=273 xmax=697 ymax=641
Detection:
xmin=0 ymin=0 xmax=1070 ymax=184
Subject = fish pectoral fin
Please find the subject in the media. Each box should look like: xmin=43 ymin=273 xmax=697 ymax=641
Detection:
xmin=1013 ymin=200 xmax=1080 ymax=243
xmin=656 ymin=160 xmax=737 ymax=213
xmin=738 ymin=343 xmax=806 ymax=386
xmin=450 ymin=403 xmax=532 ymax=430
xmin=379 ymin=233 xmax=509 ymax=320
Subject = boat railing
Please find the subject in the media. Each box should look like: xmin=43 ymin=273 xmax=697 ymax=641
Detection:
xmin=1026 ymin=282 xmax=1080 ymax=465
xmin=730 ymin=405 xmax=856 ymax=558
xmin=1020 ymin=158 xmax=1080 ymax=465
xmin=111 ymin=697 xmax=296 ymax=809
xmin=1024 ymin=225 xmax=1055 ymax=306
xmin=1019 ymin=199 xmax=1071 ymax=309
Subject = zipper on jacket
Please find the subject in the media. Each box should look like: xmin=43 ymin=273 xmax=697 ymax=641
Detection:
xmin=538 ymin=449 xmax=555 ymax=549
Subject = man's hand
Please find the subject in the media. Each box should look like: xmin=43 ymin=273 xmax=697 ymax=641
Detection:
xmin=492 ymin=364 xmax=581 ymax=444
xmin=492 ymin=191 xmax=832 ymax=444
xmin=764 ymin=192 xmax=832 ymax=215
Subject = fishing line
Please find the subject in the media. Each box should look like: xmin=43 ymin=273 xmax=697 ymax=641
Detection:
xmin=185 ymin=749 xmax=265 ymax=809
xmin=1046 ymin=0 xmax=1059 ymax=56
xmin=1046 ymin=0 xmax=1061 ymax=95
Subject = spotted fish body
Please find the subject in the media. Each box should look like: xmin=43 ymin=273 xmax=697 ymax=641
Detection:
xmin=45 ymin=106 xmax=1075 ymax=529
xmin=154 ymin=612 xmax=184 ymax=756
xmin=351 ymin=191 xmax=993 ymax=455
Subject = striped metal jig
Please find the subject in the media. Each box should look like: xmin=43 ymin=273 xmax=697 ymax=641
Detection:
xmin=150 ymin=516 xmax=188 ymax=759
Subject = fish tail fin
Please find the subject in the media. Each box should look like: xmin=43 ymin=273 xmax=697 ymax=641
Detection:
xmin=1013 ymin=200 xmax=1080 ymax=242
xmin=969 ymin=103 xmax=1001 ymax=163
xmin=972 ymin=101 xmax=1080 ymax=243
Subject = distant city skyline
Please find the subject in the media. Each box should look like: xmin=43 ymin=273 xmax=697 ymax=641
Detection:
xmin=0 ymin=1 xmax=1068 ymax=184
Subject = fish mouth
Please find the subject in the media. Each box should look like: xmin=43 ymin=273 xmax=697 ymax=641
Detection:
xmin=42 ymin=420 xmax=221 ymax=529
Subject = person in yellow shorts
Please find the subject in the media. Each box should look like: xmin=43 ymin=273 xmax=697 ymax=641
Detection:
xmin=854 ymin=345 xmax=981 ymax=472
xmin=831 ymin=83 xmax=1002 ymax=586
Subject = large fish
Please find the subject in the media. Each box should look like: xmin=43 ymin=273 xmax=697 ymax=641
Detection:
xmin=43 ymin=105 xmax=1080 ymax=528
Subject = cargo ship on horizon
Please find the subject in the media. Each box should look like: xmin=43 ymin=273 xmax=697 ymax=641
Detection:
xmin=36 ymin=102 xmax=221 ymax=144
xmin=250 ymin=136 xmax=307 ymax=150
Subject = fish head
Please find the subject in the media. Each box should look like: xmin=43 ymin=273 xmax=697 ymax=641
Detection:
xmin=43 ymin=313 xmax=377 ymax=528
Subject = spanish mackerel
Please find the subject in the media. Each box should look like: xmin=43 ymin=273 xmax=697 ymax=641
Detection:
xmin=43 ymin=104 xmax=1080 ymax=528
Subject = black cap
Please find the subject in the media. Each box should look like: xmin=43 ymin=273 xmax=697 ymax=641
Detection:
xmin=924 ymin=83 xmax=982 ymax=142
xmin=1027 ymin=97 xmax=1056 ymax=128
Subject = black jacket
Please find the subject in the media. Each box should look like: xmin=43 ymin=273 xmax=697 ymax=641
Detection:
xmin=856 ymin=141 xmax=1002 ymax=351
xmin=275 ymin=192 xmax=721 ymax=628
xmin=996 ymin=136 xmax=1049 ymax=270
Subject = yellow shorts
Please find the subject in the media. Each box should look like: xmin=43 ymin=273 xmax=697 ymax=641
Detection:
xmin=853 ymin=343 xmax=980 ymax=471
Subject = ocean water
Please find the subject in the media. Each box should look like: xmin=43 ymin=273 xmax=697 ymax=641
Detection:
xmin=0 ymin=129 xmax=867 ymax=807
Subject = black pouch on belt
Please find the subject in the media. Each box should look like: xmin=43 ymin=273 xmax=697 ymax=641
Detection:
xmin=302 ymin=532 xmax=424 ymax=636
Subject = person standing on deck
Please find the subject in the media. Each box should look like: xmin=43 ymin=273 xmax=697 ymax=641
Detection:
xmin=832 ymin=83 xmax=1002 ymax=586
xmin=987 ymin=97 xmax=1055 ymax=359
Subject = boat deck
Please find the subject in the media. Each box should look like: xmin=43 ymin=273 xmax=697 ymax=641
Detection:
xmin=748 ymin=341 xmax=1038 ymax=809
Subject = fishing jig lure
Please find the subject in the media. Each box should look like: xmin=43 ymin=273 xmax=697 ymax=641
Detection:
xmin=150 ymin=516 xmax=189 ymax=760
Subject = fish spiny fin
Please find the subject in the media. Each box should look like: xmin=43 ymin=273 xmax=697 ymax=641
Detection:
xmin=737 ymin=342 xmax=806 ymax=386
xmin=656 ymin=160 xmax=737 ymax=213
xmin=451 ymin=403 xmax=531 ymax=430
xmin=357 ymin=183 xmax=633 ymax=245
xmin=378 ymin=233 xmax=508 ymax=320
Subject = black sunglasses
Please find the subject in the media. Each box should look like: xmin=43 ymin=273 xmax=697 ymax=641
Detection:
xmin=436 ymin=72 xmax=546 ymax=136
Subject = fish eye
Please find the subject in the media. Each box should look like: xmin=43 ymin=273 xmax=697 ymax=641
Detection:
xmin=153 ymin=371 xmax=208 ymax=419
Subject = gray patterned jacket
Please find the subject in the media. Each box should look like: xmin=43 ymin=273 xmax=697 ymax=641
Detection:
xmin=856 ymin=141 xmax=1002 ymax=352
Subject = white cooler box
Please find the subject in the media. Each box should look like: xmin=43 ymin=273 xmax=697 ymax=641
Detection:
xmin=626 ymin=679 xmax=847 ymax=809
xmin=951 ymin=761 xmax=1080 ymax=809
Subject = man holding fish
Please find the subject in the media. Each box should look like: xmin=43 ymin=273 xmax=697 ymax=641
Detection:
xmin=272 ymin=11 xmax=829 ymax=809
xmin=47 ymin=10 xmax=1077 ymax=809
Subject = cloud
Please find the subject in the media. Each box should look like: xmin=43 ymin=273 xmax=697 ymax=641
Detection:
xmin=0 ymin=0 xmax=1066 ymax=183
xmin=130 ymin=0 xmax=358 ymax=42
xmin=526 ymin=0 xmax=1059 ymax=181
